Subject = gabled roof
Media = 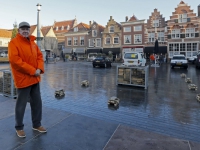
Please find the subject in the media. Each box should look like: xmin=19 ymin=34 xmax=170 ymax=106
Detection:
xmin=41 ymin=26 xmax=51 ymax=36
xmin=98 ymin=24 xmax=105 ymax=32
xmin=129 ymin=14 xmax=138 ymax=21
xmin=0 ymin=29 xmax=12 ymax=38
xmin=69 ymin=22 xmax=90 ymax=32
xmin=53 ymin=19 xmax=76 ymax=33
xmin=30 ymin=25 xmax=37 ymax=35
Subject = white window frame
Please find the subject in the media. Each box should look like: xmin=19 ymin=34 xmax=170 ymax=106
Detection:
xmin=171 ymin=29 xmax=180 ymax=39
xmin=74 ymin=27 xmax=78 ymax=32
xmin=89 ymin=39 xmax=95 ymax=47
xmin=56 ymin=26 xmax=58 ymax=31
xmin=134 ymin=25 xmax=142 ymax=31
xmin=124 ymin=35 xmax=131 ymax=44
xmin=134 ymin=34 xmax=142 ymax=44
xmin=92 ymin=30 xmax=97 ymax=37
xmin=73 ymin=37 xmax=78 ymax=46
xmin=179 ymin=13 xmax=187 ymax=23
xmin=123 ymin=27 xmax=131 ymax=32
xmin=186 ymin=28 xmax=195 ymax=38
xmin=158 ymin=32 xmax=165 ymax=41
xmin=105 ymin=37 xmax=111 ymax=44
xmin=113 ymin=37 xmax=119 ymax=44
xmin=61 ymin=26 xmax=64 ymax=30
xmin=67 ymin=25 xmax=70 ymax=30
xmin=67 ymin=38 xmax=72 ymax=46
xmin=96 ymin=38 xmax=101 ymax=47
xmin=153 ymin=20 xmax=159 ymax=27
xmin=148 ymin=33 xmax=155 ymax=42
xmin=109 ymin=26 xmax=114 ymax=33
xmin=80 ymin=37 xmax=84 ymax=45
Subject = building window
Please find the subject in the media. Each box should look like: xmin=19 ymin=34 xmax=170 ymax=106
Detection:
xmin=80 ymin=37 xmax=84 ymax=45
xmin=109 ymin=26 xmax=114 ymax=33
xmin=187 ymin=43 xmax=191 ymax=51
xmin=134 ymin=34 xmax=142 ymax=44
xmin=105 ymin=37 xmax=111 ymax=44
xmin=179 ymin=13 xmax=187 ymax=23
xmin=61 ymin=26 xmax=64 ymax=30
xmin=123 ymin=27 xmax=131 ymax=32
xmin=67 ymin=25 xmax=70 ymax=30
xmin=124 ymin=35 xmax=131 ymax=44
xmin=92 ymin=30 xmax=97 ymax=37
xmin=56 ymin=26 xmax=58 ymax=31
xmin=180 ymin=43 xmax=185 ymax=51
xmin=113 ymin=37 xmax=119 ymax=44
xmin=171 ymin=29 xmax=180 ymax=39
xmin=192 ymin=43 xmax=197 ymax=51
xmin=73 ymin=37 xmax=78 ymax=45
xmin=134 ymin=25 xmax=142 ymax=31
xmin=74 ymin=27 xmax=78 ymax=32
xmin=186 ymin=28 xmax=195 ymax=38
xmin=96 ymin=38 xmax=101 ymax=47
xmin=89 ymin=39 xmax=95 ymax=47
xmin=148 ymin=33 xmax=155 ymax=42
xmin=158 ymin=32 xmax=164 ymax=41
xmin=67 ymin=38 xmax=71 ymax=46
xmin=153 ymin=20 xmax=159 ymax=27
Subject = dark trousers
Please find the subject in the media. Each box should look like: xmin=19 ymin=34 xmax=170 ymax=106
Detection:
xmin=15 ymin=83 xmax=42 ymax=130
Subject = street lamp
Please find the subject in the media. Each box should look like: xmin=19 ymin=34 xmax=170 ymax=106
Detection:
xmin=36 ymin=3 xmax=42 ymax=50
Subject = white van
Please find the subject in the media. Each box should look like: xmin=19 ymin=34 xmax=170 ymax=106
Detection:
xmin=122 ymin=52 xmax=146 ymax=67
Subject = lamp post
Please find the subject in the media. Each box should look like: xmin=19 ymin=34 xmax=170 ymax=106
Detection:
xmin=36 ymin=3 xmax=42 ymax=50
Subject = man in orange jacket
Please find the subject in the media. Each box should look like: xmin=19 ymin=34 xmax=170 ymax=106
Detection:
xmin=8 ymin=22 xmax=46 ymax=138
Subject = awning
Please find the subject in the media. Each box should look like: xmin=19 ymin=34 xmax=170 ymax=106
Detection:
xmin=74 ymin=48 xmax=85 ymax=54
xmin=87 ymin=48 xmax=102 ymax=53
xmin=103 ymin=48 xmax=120 ymax=54
xmin=144 ymin=46 xmax=167 ymax=54
xmin=63 ymin=48 xmax=72 ymax=54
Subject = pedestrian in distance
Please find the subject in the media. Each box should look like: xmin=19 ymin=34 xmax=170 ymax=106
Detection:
xmin=45 ymin=52 xmax=48 ymax=64
xmin=8 ymin=21 xmax=47 ymax=138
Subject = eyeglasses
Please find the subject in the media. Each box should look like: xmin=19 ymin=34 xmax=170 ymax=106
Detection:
xmin=19 ymin=28 xmax=30 ymax=31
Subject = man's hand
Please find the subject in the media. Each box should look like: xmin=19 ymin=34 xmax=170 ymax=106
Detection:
xmin=35 ymin=69 xmax=41 ymax=76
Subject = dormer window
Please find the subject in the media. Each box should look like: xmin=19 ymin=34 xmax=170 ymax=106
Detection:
xmin=56 ymin=26 xmax=58 ymax=31
xmin=74 ymin=27 xmax=78 ymax=32
xmin=61 ymin=26 xmax=64 ymax=30
xmin=67 ymin=25 xmax=70 ymax=30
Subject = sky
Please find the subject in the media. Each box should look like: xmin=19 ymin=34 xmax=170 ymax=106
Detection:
xmin=0 ymin=0 xmax=199 ymax=29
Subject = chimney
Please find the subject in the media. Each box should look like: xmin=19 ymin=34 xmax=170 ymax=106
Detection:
xmin=198 ymin=5 xmax=200 ymax=17
xmin=89 ymin=21 xmax=91 ymax=26
xmin=110 ymin=16 xmax=112 ymax=20
xmin=125 ymin=16 xmax=128 ymax=22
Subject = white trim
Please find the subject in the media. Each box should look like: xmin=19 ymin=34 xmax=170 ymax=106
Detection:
xmin=64 ymin=32 xmax=88 ymax=36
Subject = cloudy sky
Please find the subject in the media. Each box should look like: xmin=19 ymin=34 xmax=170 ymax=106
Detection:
xmin=0 ymin=0 xmax=199 ymax=29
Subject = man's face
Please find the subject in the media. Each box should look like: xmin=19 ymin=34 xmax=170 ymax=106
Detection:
xmin=18 ymin=27 xmax=30 ymax=38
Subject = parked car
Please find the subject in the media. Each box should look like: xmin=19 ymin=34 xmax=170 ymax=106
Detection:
xmin=188 ymin=55 xmax=197 ymax=64
xmin=87 ymin=53 xmax=97 ymax=61
xmin=122 ymin=52 xmax=146 ymax=67
xmin=92 ymin=56 xmax=112 ymax=68
xmin=170 ymin=54 xmax=188 ymax=69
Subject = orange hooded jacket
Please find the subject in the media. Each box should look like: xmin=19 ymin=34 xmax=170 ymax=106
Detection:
xmin=8 ymin=33 xmax=44 ymax=88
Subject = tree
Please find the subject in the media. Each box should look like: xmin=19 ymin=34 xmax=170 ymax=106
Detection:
xmin=11 ymin=21 xmax=18 ymax=39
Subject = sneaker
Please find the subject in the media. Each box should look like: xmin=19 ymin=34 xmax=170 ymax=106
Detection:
xmin=16 ymin=130 xmax=26 ymax=138
xmin=32 ymin=126 xmax=47 ymax=133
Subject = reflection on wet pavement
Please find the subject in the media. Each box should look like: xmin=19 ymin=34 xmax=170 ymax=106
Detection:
xmin=1 ymin=62 xmax=200 ymax=142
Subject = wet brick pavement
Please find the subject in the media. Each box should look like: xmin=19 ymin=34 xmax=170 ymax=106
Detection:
xmin=0 ymin=61 xmax=200 ymax=149
xmin=40 ymin=62 xmax=200 ymax=142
